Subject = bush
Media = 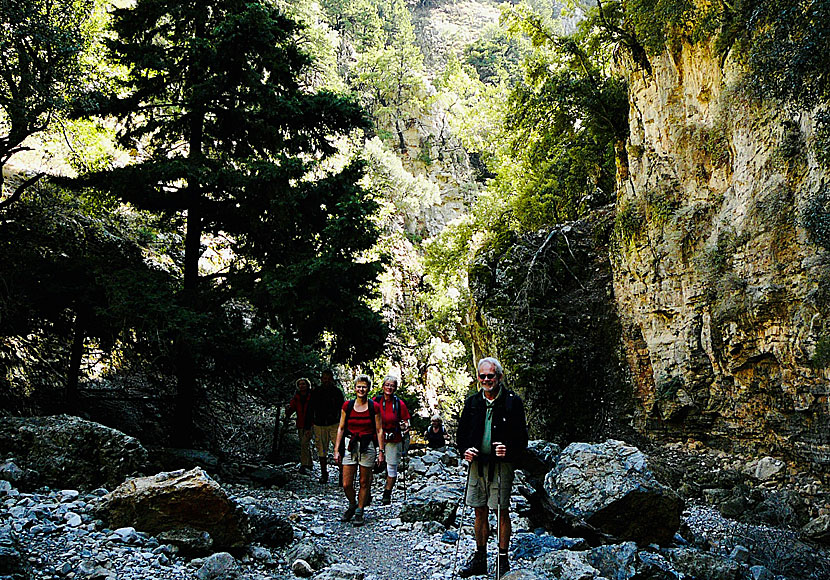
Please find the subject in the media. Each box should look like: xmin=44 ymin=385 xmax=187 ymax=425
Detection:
xmin=615 ymin=200 xmax=645 ymax=243
xmin=801 ymin=188 xmax=830 ymax=251
xmin=813 ymin=334 xmax=830 ymax=368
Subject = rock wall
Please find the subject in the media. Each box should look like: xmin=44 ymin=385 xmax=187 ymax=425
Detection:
xmin=469 ymin=211 xmax=637 ymax=445
xmin=614 ymin=41 xmax=830 ymax=467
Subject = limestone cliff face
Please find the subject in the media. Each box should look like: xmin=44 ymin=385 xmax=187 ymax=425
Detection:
xmin=614 ymin=41 xmax=830 ymax=466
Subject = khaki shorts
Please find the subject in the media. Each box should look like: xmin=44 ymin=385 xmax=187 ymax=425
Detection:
xmin=313 ymin=423 xmax=338 ymax=456
xmin=466 ymin=461 xmax=514 ymax=510
xmin=342 ymin=440 xmax=377 ymax=468
xmin=384 ymin=441 xmax=402 ymax=466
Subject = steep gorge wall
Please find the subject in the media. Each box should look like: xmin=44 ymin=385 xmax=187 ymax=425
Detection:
xmin=614 ymin=41 xmax=830 ymax=467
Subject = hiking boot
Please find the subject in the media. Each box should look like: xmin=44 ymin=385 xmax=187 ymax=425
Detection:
xmin=458 ymin=549 xmax=486 ymax=578
xmin=341 ymin=503 xmax=356 ymax=522
xmin=352 ymin=508 xmax=365 ymax=527
xmin=382 ymin=489 xmax=392 ymax=505
xmin=497 ymin=553 xmax=510 ymax=578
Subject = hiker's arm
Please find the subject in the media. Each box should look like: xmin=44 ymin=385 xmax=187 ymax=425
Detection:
xmin=333 ymin=408 xmax=347 ymax=464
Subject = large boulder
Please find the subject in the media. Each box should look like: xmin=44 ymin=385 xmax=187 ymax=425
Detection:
xmin=544 ymin=440 xmax=683 ymax=545
xmin=0 ymin=415 xmax=147 ymax=490
xmin=399 ymin=483 xmax=462 ymax=527
xmin=96 ymin=467 xmax=248 ymax=549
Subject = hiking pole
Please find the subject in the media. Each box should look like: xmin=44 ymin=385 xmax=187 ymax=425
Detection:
xmin=495 ymin=445 xmax=503 ymax=580
xmin=452 ymin=460 xmax=471 ymax=580
xmin=402 ymin=453 xmax=407 ymax=503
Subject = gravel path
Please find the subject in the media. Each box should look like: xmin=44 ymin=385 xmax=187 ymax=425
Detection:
xmin=231 ymin=461 xmax=492 ymax=580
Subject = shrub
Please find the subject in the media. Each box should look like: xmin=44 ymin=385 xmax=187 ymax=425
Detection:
xmin=801 ymin=188 xmax=830 ymax=251
xmin=812 ymin=109 xmax=830 ymax=169
xmin=615 ymin=200 xmax=645 ymax=243
xmin=813 ymin=334 xmax=830 ymax=368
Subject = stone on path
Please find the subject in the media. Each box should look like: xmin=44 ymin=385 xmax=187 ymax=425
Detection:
xmin=802 ymin=513 xmax=830 ymax=544
xmin=286 ymin=539 xmax=336 ymax=571
xmin=312 ymin=562 xmax=364 ymax=580
xmin=196 ymin=552 xmax=241 ymax=580
xmin=544 ymin=440 xmax=683 ymax=545
xmin=96 ymin=467 xmax=248 ymax=549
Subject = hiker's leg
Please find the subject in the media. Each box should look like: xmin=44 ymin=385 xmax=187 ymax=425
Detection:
xmin=473 ymin=506 xmax=490 ymax=549
xmin=498 ymin=508 xmax=511 ymax=551
xmin=357 ymin=465 xmax=372 ymax=508
xmin=299 ymin=428 xmax=313 ymax=469
xmin=384 ymin=441 xmax=400 ymax=491
xmin=342 ymin=464 xmax=357 ymax=505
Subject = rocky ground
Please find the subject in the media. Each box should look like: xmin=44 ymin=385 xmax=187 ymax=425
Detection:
xmin=3 ymin=442 xmax=830 ymax=580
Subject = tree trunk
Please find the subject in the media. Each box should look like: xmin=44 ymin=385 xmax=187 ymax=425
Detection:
xmin=172 ymin=33 xmax=207 ymax=446
xmin=66 ymin=312 xmax=85 ymax=411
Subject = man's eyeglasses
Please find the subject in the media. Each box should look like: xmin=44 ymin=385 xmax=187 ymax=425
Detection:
xmin=478 ymin=373 xmax=496 ymax=380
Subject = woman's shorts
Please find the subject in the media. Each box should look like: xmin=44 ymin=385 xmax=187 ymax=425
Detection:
xmin=342 ymin=441 xmax=377 ymax=468
xmin=384 ymin=441 xmax=402 ymax=466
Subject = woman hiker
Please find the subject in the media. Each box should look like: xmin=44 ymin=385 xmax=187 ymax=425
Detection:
xmin=373 ymin=375 xmax=411 ymax=504
xmin=424 ymin=414 xmax=447 ymax=450
xmin=334 ymin=374 xmax=384 ymax=526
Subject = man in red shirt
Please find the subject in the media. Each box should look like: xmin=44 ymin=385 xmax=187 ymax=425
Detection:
xmin=286 ymin=377 xmax=314 ymax=475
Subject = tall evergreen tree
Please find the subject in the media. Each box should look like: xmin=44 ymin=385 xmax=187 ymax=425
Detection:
xmin=78 ymin=0 xmax=387 ymax=444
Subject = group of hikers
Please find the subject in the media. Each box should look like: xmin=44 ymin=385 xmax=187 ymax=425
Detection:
xmin=284 ymin=357 xmax=528 ymax=578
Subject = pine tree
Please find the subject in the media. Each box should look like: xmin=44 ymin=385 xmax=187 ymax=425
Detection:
xmin=78 ymin=0 xmax=387 ymax=444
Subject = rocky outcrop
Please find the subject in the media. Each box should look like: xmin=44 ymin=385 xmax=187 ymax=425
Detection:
xmin=615 ymin=39 xmax=830 ymax=465
xmin=0 ymin=415 xmax=148 ymax=490
xmin=543 ymin=440 xmax=683 ymax=545
xmin=469 ymin=213 xmax=635 ymax=445
xmin=95 ymin=467 xmax=249 ymax=549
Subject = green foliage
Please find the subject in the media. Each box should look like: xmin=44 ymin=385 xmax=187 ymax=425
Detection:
xmin=464 ymin=25 xmax=523 ymax=85
xmin=624 ymin=0 xmax=721 ymax=55
xmin=484 ymin=4 xmax=629 ymax=233
xmin=687 ymin=123 xmax=731 ymax=168
xmin=615 ymin=200 xmax=645 ymax=243
xmin=813 ymin=334 xmax=830 ymax=368
xmin=738 ymin=0 xmax=830 ymax=108
xmin=775 ymin=121 xmax=804 ymax=163
xmin=656 ymin=375 xmax=683 ymax=400
xmin=647 ymin=188 xmax=679 ymax=226
xmin=812 ymin=110 xmax=830 ymax=169
xmin=0 ymin=181 xmax=184 ymax=408
xmin=802 ymin=187 xmax=830 ymax=252
xmin=0 ymin=0 xmax=96 ymax=204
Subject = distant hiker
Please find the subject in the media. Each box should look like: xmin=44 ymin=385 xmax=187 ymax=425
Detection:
xmin=373 ymin=375 xmax=411 ymax=504
xmin=334 ymin=374 xmax=384 ymax=527
xmin=456 ymin=357 xmax=528 ymax=578
xmin=312 ymin=369 xmax=345 ymax=484
xmin=424 ymin=414 xmax=446 ymax=450
xmin=286 ymin=377 xmax=314 ymax=475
